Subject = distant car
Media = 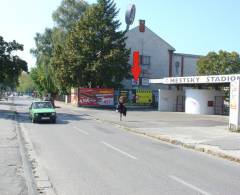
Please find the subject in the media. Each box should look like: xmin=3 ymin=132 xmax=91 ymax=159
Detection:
xmin=29 ymin=101 xmax=56 ymax=123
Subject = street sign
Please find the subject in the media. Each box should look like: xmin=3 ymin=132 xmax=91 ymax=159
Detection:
xmin=132 ymin=78 xmax=139 ymax=86
xmin=142 ymin=78 xmax=149 ymax=86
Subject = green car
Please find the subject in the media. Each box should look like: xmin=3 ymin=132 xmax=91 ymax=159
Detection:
xmin=29 ymin=101 xmax=56 ymax=123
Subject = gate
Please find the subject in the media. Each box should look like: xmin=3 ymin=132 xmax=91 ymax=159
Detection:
xmin=176 ymin=95 xmax=185 ymax=112
xmin=214 ymin=96 xmax=224 ymax=115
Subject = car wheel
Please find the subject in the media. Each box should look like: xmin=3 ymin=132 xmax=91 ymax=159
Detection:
xmin=32 ymin=117 xmax=36 ymax=123
xmin=51 ymin=118 xmax=56 ymax=124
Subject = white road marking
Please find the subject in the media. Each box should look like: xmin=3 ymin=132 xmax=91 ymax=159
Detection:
xmin=73 ymin=126 xmax=89 ymax=135
xmin=169 ymin=175 xmax=212 ymax=195
xmin=100 ymin=141 xmax=137 ymax=160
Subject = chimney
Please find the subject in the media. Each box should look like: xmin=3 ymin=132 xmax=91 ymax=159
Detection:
xmin=139 ymin=20 xmax=145 ymax=32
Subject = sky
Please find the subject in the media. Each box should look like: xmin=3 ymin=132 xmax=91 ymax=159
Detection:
xmin=1 ymin=0 xmax=240 ymax=69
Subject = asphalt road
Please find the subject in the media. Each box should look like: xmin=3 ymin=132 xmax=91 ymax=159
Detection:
xmin=14 ymin=96 xmax=240 ymax=195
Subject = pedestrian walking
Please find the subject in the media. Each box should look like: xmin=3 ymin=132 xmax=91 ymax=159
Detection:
xmin=116 ymin=96 xmax=127 ymax=121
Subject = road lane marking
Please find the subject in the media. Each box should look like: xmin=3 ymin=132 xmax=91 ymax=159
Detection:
xmin=100 ymin=141 xmax=137 ymax=160
xmin=169 ymin=175 xmax=212 ymax=195
xmin=73 ymin=126 xmax=89 ymax=135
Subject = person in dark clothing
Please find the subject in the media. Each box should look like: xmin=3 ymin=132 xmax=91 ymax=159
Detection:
xmin=116 ymin=96 xmax=127 ymax=121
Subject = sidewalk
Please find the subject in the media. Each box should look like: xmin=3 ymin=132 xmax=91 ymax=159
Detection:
xmin=56 ymin=101 xmax=240 ymax=163
xmin=0 ymin=100 xmax=27 ymax=195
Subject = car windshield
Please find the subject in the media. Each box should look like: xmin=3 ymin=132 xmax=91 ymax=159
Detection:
xmin=33 ymin=102 xmax=53 ymax=109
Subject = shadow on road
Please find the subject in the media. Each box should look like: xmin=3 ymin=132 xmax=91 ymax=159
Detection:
xmin=17 ymin=111 xmax=91 ymax=125
xmin=0 ymin=101 xmax=29 ymax=107
xmin=0 ymin=109 xmax=16 ymax=120
xmin=57 ymin=112 xmax=92 ymax=124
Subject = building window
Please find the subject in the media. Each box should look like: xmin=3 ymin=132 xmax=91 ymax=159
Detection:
xmin=175 ymin=61 xmax=180 ymax=76
xmin=140 ymin=55 xmax=150 ymax=65
xmin=142 ymin=69 xmax=149 ymax=77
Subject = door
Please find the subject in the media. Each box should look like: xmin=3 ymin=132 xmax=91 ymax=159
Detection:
xmin=214 ymin=96 xmax=224 ymax=115
xmin=176 ymin=95 xmax=185 ymax=112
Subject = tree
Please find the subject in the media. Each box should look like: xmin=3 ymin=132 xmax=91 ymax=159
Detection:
xmin=51 ymin=44 xmax=74 ymax=93
xmin=30 ymin=29 xmax=58 ymax=98
xmin=51 ymin=0 xmax=89 ymax=93
xmin=17 ymin=72 xmax=35 ymax=93
xmin=58 ymin=0 xmax=130 ymax=88
xmin=197 ymin=50 xmax=240 ymax=75
xmin=52 ymin=0 xmax=88 ymax=31
xmin=31 ymin=0 xmax=89 ymax=95
xmin=0 ymin=36 xmax=27 ymax=89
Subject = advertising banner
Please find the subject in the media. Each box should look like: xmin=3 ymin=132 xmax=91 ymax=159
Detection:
xmin=79 ymin=88 xmax=114 ymax=106
xmin=136 ymin=89 xmax=152 ymax=105
xmin=71 ymin=88 xmax=79 ymax=106
xmin=119 ymin=90 xmax=129 ymax=103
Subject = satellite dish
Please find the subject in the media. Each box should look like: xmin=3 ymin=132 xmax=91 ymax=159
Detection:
xmin=125 ymin=4 xmax=136 ymax=31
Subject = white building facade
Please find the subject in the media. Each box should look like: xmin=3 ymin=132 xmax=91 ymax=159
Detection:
xmin=122 ymin=20 xmax=201 ymax=90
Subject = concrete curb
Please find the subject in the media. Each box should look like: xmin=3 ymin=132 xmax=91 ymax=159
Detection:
xmin=12 ymin=97 xmax=57 ymax=195
xmin=96 ymin=118 xmax=240 ymax=164
xmin=56 ymin=101 xmax=240 ymax=164
xmin=19 ymin=122 xmax=57 ymax=195
xmin=9 ymin=100 xmax=39 ymax=195
xmin=15 ymin=118 xmax=40 ymax=195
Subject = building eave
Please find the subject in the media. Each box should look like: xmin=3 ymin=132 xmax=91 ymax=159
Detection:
xmin=127 ymin=26 xmax=176 ymax=51
xmin=174 ymin=53 xmax=203 ymax=58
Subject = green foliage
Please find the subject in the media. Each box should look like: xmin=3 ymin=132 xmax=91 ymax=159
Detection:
xmin=197 ymin=50 xmax=240 ymax=75
xmin=51 ymin=44 xmax=73 ymax=93
xmin=52 ymin=0 xmax=88 ymax=31
xmin=30 ymin=28 xmax=53 ymax=62
xmin=31 ymin=0 xmax=88 ymax=95
xmin=30 ymin=29 xmax=58 ymax=97
xmin=0 ymin=36 xmax=28 ymax=89
xmin=32 ymin=0 xmax=130 ymax=95
xmin=55 ymin=0 xmax=130 ymax=88
xmin=17 ymin=72 xmax=34 ymax=93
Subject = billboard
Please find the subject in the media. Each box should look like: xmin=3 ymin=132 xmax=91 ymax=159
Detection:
xmin=71 ymin=88 xmax=79 ymax=106
xmin=79 ymin=88 xmax=114 ymax=106
xmin=136 ymin=89 xmax=152 ymax=105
